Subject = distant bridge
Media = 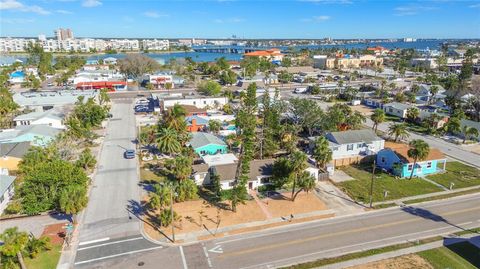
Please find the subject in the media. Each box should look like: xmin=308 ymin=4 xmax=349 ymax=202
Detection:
xmin=192 ymin=46 xmax=266 ymax=54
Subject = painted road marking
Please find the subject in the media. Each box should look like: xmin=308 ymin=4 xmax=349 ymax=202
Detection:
xmin=208 ymin=245 xmax=223 ymax=254
xmin=179 ymin=246 xmax=188 ymax=269
xmin=77 ymin=236 xmax=144 ymax=251
xmin=239 ymin=220 xmax=478 ymax=269
xmin=202 ymin=245 xmax=213 ymax=268
xmin=221 ymin=205 xmax=480 ymax=258
xmin=74 ymin=246 xmax=163 ymax=265
xmin=78 ymin=237 xmax=110 ymax=246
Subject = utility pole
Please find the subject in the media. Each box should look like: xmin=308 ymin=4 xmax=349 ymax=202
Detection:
xmin=170 ymin=186 xmax=175 ymax=243
xmin=369 ymin=160 xmax=376 ymax=208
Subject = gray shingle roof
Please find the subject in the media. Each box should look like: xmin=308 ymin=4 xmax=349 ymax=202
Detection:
xmin=0 ymin=142 xmax=31 ymax=158
xmin=327 ymin=129 xmax=382 ymax=145
xmin=13 ymin=90 xmax=97 ymax=107
xmin=14 ymin=109 xmax=64 ymax=122
xmin=383 ymin=102 xmax=412 ymax=111
xmin=189 ymin=132 xmax=226 ymax=149
xmin=0 ymin=175 xmax=15 ymax=196
xmin=211 ymin=159 xmax=274 ymax=182
xmin=0 ymin=124 xmax=61 ymax=143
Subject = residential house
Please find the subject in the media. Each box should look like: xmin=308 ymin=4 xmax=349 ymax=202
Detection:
xmin=417 ymin=110 xmax=450 ymax=129
xmin=244 ymin=48 xmax=284 ymax=63
xmin=0 ymin=142 xmax=31 ymax=171
xmin=0 ymin=124 xmax=61 ymax=146
xmin=460 ymin=119 xmax=480 ymax=140
xmin=178 ymin=105 xmax=207 ymax=117
xmin=383 ymin=102 xmax=413 ymax=119
xmin=13 ymin=109 xmax=65 ymax=129
xmin=185 ymin=115 xmax=208 ymax=132
xmin=312 ymin=129 xmax=385 ymax=167
xmin=415 ymin=84 xmax=446 ymax=105
xmin=0 ymin=174 xmax=16 ymax=214
xmin=377 ymin=142 xmax=447 ymax=178
xmin=160 ymin=96 xmax=228 ymax=111
xmin=188 ymin=132 xmax=228 ymax=156
xmin=206 ymin=159 xmax=319 ymax=190
xmin=103 ymin=57 xmax=117 ymax=65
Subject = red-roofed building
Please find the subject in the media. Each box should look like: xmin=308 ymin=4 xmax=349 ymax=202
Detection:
xmin=244 ymin=48 xmax=284 ymax=62
xmin=367 ymin=46 xmax=390 ymax=56
xmin=76 ymin=81 xmax=127 ymax=91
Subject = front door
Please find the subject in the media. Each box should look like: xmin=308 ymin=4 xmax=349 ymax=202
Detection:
xmin=248 ymin=182 xmax=253 ymax=189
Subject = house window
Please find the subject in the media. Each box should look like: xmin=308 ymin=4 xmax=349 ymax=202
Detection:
xmin=389 ymin=108 xmax=393 ymax=113
xmin=347 ymin=144 xmax=354 ymax=151
xmin=204 ymin=101 xmax=207 ymax=104
xmin=408 ymin=164 xmax=413 ymax=171
xmin=332 ymin=147 xmax=339 ymax=151
xmin=427 ymin=162 xmax=432 ymax=168
xmin=228 ymin=181 xmax=235 ymax=187
xmin=357 ymin=143 xmax=364 ymax=148
xmin=381 ymin=157 xmax=386 ymax=163
xmin=193 ymin=101 xmax=196 ymax=105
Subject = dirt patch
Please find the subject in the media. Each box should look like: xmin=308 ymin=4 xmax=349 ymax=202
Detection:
xmin=347 ymin=254 xmax=433 ymax=269
xmin=41 ymin=223 xmax=68 ymax=245
xmin=465 ymin=144 xmax=480 ymax=155
xmin=351 ymin=105 xmax=374 ymax=116
xmin=263 ymin=192 xmax=328 ymax=218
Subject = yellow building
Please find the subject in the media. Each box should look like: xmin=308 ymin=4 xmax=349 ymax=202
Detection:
xmin=0 ymin=142 xmax=31 ymax=171
xmin=324 ymin=55 xmax=383 ymax=69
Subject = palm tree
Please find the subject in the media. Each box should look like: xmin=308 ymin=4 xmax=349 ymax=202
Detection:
xmin=406 ymin=107 xmax=420 ymax=123
xmin=370 ymin=109 xmax=386 ymax=132
xmin=462 ymin=126 xmax=479 ymax=144
xmin=156 ymin=128 xmax=182 ymax=154
xmin=164 ymin=104 xmax=187 ymax=132
xmin=208 ymin=120 xmax=221 ymax=134
xmin=388 ymin=123 xmax=409 ymax=142
xmin=407 ymin=139 xmax=430 ymax=179
xmin=446 ymin=117 xmax=461 ymax=134
xmin=0 ymin=227 xmax=29 ymax=269
xmin=289 ymin=151 xmax=308 ymax=201
xmin=165 ymin=156 xmax=192 ymax=181
xmin=312 ymin=137 xmax=332 ymax=168
xmin=429 ymin=85 xmax=439 ymax=104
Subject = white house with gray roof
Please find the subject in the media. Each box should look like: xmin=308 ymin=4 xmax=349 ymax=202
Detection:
xmin=0 ymin=124 xmax=61 ymax=147
xmin=383 ymin=102 xmax=413 ymax=118
xmin=0 ymin=174 xmax=15 ymax=214
xmin=311 ymin=129 xmax=384 ymax=167
xmin=13 ymin=109 xmax=65 ymax=129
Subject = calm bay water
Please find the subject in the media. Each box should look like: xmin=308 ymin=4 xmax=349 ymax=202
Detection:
xmin=1 ymin=40 xmax=445 ymax=65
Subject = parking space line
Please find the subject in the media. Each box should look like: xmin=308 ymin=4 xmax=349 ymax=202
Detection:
xmin=77 ymin=236 xmax=144 ymax=251
xmin=74 ymin=246 xmax=163 ymax=265
xmin=179 ymin=246 xmax=188 ymax=269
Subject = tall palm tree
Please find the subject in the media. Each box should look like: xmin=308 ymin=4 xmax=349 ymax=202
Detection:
xmin=164 ymin=104 xmax=186 ymax=131
xmin=388 ymin=123 xmax=409 ymax=142
xmin=0 ymin=227 xmax=29 ymax=269
xmin=462 ymin=126 xmax=479 ymax=144
xmin=312 ymin=137 xmax=332 ymax=168
xmin=429 ymin=85 xmax=439 ymax=104
xmin=406 ymin=107 xmax=420 ymax=123
xmin=407 ymin=139 xmax=430 ymax=180
xmin=289 ymin=151 xmax=308 ymax=201
xmin=156 ymin=128 xmax=181 ymax=155
xmin=370 ymin=109 xmax=386 ymax=132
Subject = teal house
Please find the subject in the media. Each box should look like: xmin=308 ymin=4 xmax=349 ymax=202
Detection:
xmin=0 ymin=125 xmax=60 ymax=147
xmin=188 ymin=132 xmax=228 ymax=156
xmin=376 ymin=143 xmax=447 ymax=178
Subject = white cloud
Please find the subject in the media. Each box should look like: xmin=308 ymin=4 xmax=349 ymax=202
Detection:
xmin=0 ymin=0 xmax=50 ymax=14
xmin=0 ymin=17 xmax=34 ymax=24
xmin=143 ymin=11 xmax=169 ymax=18
xmin=469 ymin=3 xmax=480 ymax=8
xmin=82 ymin=0 xmax=102 ymax=7
xmin=301 ymin=15 xmax=331 ymax=22
xmin=394 ymin=5 xmax=437 ymax=16
xmin=56 ymin=9 xmax=73 ymax=14
xmin=214 ymin=17 xmax=244 ymax=23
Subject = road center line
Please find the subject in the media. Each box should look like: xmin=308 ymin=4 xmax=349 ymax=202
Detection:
xmin=220 ymin=205 xmax=480 ymax=258
xmin=78 ymin=237 xmax=110 ymax=246
xmin=179 ymin=246 xmax=188 ymax=269
xmin=74 ymin=246 xmax=163 ymax=265
xmin=77 ymin=236 xmax=144 ymax=251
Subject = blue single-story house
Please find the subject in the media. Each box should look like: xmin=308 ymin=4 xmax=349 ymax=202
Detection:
xmin=188 ymin=132 xmax=228 ymax=156
xmin=376 ymin=142 xmax=447 ymax=178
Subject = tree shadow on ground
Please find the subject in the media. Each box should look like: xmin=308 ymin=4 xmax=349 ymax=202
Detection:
xmin=401 ymin=205 xmax=480 ymax=234
xmin=126 ymin=199 xmax=174 ymax=243
xmin=198 ymin=187 xmax=231 ymax=211
xmin=138 ymin=182 xmax=155 ymax=192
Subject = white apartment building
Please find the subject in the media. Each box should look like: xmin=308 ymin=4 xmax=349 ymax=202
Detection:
xmin=142 ymin=39 xmax=169 ymax=51
xmin=108 ymin=39 xmax=139 ymax=51
xmin=0 ymin=37 xmax=36 ymax=52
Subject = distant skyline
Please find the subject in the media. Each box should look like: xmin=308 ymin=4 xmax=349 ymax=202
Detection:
xmin=1 ymin=0 xmax=479 ymax=39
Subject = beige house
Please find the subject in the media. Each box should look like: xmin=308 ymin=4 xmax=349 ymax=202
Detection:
xmin=324 ymin=55 xmax=383 ymax=69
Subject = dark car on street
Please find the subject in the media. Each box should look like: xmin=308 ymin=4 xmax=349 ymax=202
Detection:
xmin=124 ymin=149 xmax=135 ymax=159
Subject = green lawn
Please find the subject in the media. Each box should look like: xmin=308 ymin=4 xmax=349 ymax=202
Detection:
xmin=427 ymin=162 xmax=480 ymax=189
xmin=418 ymin=242 xmax=480 ymax=269
xmin=336 ymin=165 xmax=443 ymax=203
xmin=140 ymin=167 xmax=166 ymax=183
xmin=24 ymin=244 xmax=62 ymax=269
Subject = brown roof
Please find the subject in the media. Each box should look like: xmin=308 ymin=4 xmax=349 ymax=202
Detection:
xmin=384 ymin=142 xmax=445 ymax=163
xmin=169 ymin=105 xmax=206 ymax=115
xmin=192 ymin=163 xmax=209 ymax=173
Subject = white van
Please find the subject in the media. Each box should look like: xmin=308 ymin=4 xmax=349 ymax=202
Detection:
xmin=294 ymin=87 xmax=308 ymax=94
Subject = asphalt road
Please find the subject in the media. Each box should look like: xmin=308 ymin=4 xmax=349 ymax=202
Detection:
xmin=73 ymin=193 xmax=480 ymax=268
xmin=77 ymin=100 xmax=141 ymax=243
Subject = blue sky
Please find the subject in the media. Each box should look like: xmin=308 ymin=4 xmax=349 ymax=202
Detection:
xmin=1 ymin=0 xmax=479 ymax=38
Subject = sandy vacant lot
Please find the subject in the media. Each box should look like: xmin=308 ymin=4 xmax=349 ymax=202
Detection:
xmin=347 ymin=254 xmax=433 ymax=269
xmin=144 ymin=191 xmax=329 ymax=240
xmin=351 ymin=105 xmax=375 ymax=115
xmin=263 ymin=192 xmax=328 ymax=218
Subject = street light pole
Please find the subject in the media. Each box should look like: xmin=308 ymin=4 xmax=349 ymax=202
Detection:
xmin=369 ymin=160 xmax=376 ymax=208
xmin=170 ymin=186 xmax=175 ymax=243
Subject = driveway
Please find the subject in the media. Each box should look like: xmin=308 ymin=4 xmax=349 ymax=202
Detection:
xmin=78 ymin=99 xmax=141 ymax=242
